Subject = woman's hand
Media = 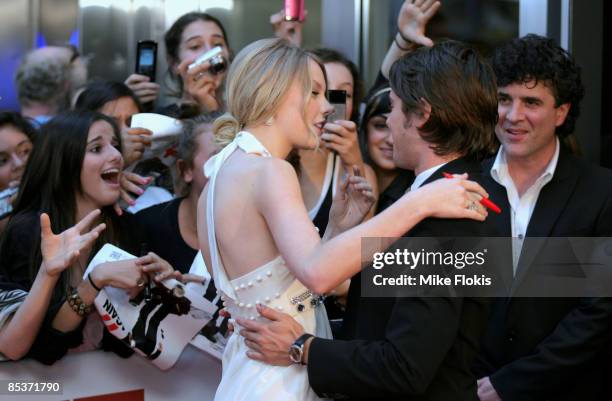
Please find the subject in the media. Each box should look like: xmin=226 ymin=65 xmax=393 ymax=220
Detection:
xmin=411 ymin=174 xmax=488 ymax=221
xmin=173 ymin=272 xmax=207 ymax=284
xmin=178 ymin=58 xmax=221 ymax=112
xmin=122 ymin=128 xmax=152 ymax=166
xmin=136 ymin=252 xmax=178 ymax=283
xmin=124 ymin=73 xmax=160 ymax=104
xmin=397 ymin=0 xmax=441 ymax=47
xmin=40 ymin=209 xmax=106 ymax=277
xmin=328 ymin=166 xmax=376 ymax=233
xmin=118 ymin=171 xmax=152 ymax=208
xmin=321 ymin=120 xmax=364 ymax=168
xmin=90 ymin=259 xmax=146 ymax=290
xmin=270 ymin=9 xmax=308 ymax=47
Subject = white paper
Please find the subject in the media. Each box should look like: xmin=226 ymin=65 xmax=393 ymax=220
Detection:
xmin=130 ymin=113 xmax=183 ymax=138
xmin=84 ymin=244 xmax=218 ymax=370
xmin=187 ymin=252 xmax=230 ymax=361
xmin=128 ymin=113 xmax=183 ymax=168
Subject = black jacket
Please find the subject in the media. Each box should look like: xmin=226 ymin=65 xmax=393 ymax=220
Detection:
xmin=473 ymin=150 xmax=612 ymax=401
xmin=308 ymin=158 xmax=507 ymax=401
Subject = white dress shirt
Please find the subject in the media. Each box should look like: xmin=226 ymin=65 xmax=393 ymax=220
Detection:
xmin=490 ymin=138 xmax=560 ymax=273
xmin=410 ymin=162 xmax=449 ymax=192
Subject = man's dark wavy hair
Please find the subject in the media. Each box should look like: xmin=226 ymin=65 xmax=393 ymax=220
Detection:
xmin=390 ymin=40 xmax=499 ymax=161
xmin=492 ymin=34 xmax=585 ymax=138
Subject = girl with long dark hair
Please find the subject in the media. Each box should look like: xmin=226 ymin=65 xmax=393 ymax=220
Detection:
xmin=0 ymin=111 xmax=171 ymax=364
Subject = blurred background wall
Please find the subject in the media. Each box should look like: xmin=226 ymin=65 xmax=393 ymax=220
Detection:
xmin=0 ymin=0 xmax=607 ymax=166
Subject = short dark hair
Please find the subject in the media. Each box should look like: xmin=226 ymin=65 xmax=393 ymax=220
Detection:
xmin=389 ymin=40 xmax=499 ymax=160
xmin=75 ymin=81 xmax=143 ymax=113
xmin=0 ymin=111 xmax=38 ymax=143
xmin=492 ymin=34 xmax=584 ymax=138
xmin=309 ymin=48 xmax=364 ymax=123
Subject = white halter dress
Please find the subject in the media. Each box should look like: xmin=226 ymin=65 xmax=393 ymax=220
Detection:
xmin=204 ymin=131 xmax=332 ymax=401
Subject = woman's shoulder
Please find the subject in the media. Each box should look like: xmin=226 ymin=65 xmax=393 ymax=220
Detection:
xmin=248 ymin=157 xmax=305 ymax=213
xmin=251 ymin=157 xmax=301 ymax=194
xmin=257 ymin=157 xmax=298 ymax=180
xmin=134 ymin=198 xmax=180 ymax=221
xmin=114 ymin=212 xmax=149 ymax=255
xmin=225 ymin=152 xmax=298 ymax=188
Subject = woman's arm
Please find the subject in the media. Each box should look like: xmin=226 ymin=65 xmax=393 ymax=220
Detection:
xmin=381 ymin=0 xmax=441 ymax=79
xmin=52 ymin=251 xmax=178 ymax=333
xmin=0 ymin=210 xmax=106 ymax=359
xmin=0 ymin=271 xmax=59 ymax=360
xmin=256 ymin=159 xmax=487 ymax=294
xmin=51 ymin=259 xmax=146 ymax=333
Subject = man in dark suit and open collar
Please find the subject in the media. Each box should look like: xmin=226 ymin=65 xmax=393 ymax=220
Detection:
xmin=237 ymin=40 xmax=507 ymax=401
xmin=473 ymin=34 xmax=612 ymax=401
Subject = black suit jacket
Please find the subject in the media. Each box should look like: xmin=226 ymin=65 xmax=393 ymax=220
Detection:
xmin=473 ymin=150 xmax=612 ymax=401
xmin=308 ymin=158 xmax=508 ymax=401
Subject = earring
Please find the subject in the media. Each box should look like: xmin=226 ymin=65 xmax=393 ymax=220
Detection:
xmin=264 ymin=116 xmax=274 ymax=126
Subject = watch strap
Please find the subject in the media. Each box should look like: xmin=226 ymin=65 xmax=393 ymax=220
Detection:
xmin=291 ymin=333 xmax=314 ymax=365
xmin=293 ymin=333 xmax=314 ymax=348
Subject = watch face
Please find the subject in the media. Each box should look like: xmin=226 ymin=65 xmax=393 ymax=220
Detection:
xmin=289 ymin=345 xmax=301 ymax=363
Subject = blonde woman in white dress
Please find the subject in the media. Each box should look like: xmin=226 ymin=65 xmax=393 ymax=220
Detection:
xmin=198 ymin=38 xmax=489 ymax=401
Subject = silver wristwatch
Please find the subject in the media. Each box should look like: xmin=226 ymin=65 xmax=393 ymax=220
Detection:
xmin=289 ymin=333 xmax=314 ymax=364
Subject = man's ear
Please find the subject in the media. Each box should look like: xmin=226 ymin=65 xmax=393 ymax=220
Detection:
xmin=414 ymin=98 xmax=432 ymax=129
xmin=555 ymin=103 xmax=571 ymax=127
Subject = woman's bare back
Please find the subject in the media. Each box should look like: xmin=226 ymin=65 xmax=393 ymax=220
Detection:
xmin=199 ymin=149 xmax=283 ymax=280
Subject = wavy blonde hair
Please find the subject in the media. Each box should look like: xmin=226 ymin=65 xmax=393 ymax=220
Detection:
xmin=214 ymin=38 xmax=320 ymax=148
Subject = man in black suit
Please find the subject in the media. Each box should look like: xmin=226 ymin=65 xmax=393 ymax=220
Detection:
xmin=473 ymin=34 xmax=612 ymax=401
xmin=238 ymin=40 xmax=506 ymax=401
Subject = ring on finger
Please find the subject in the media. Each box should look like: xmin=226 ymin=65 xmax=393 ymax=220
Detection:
xmin=467 ymin=200 xmax=478 ymax=211
xmin=137 ymin=278 xmax=146 ymax=287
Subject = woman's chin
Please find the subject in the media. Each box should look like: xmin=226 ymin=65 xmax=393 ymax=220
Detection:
xmin=97 ymin=194 xmax=121 ymax=209
xmin=293 ymin=139 xmax=317 ymax=151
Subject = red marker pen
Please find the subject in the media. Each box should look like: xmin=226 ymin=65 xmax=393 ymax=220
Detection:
xmin=442 ymin=172 xmax=502 ymax=214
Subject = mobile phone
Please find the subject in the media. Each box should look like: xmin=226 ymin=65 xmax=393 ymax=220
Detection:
xmin=135 ymin=40 xmax=157 ymax=82
xmin=188 ymin=46 xmax=226 ymax=75
xmin=284 ymin=0 xmax=305 ymax=22
xmin=327 ymin=90 xmax=347 ymax=122
xmin=0 ymin=187 xmax=18 ymax=220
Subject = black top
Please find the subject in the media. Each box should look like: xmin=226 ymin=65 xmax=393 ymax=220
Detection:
xmin=312 ymin=184 xmax=334 ymax=237
xmin=375 ymin=170 xmax=414 ymax=215
xmin=337 ymin=169 xmax=414 ymax=341
xmin=312 ymin=155 xmax=340 ymax=236
xmin=0 ymin=211 xmax=145 ymax=364
xmin=135 ymin=198 xmax=197 ymax=274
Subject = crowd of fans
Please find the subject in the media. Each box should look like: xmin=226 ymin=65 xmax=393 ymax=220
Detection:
xmin=0 ymin=1 xmax=610 ymax=401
